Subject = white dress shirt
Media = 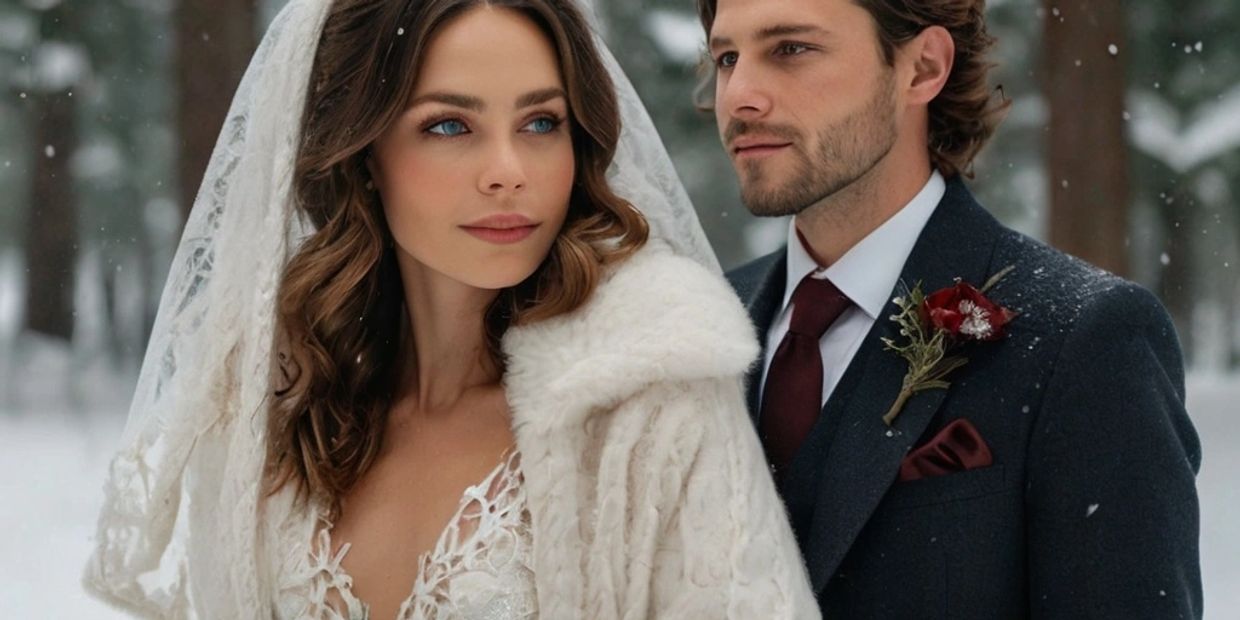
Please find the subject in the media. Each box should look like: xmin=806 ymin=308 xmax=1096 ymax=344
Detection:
xmin=759 ymin=171 xmax=947 ymax=408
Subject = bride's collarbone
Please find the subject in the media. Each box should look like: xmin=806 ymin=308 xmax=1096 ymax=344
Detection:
xmin=323 ymin=393 xmax=518 ymax=617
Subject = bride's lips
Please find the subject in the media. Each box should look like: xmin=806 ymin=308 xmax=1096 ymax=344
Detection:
xmin=460 ymin=214 xmax=541 ymax=244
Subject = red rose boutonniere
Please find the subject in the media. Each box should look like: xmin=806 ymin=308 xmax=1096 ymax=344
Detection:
xmin=880 ymin=265 xmax=1018 ymax=426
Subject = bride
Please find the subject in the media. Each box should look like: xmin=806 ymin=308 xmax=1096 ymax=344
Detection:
xmin=83 ymin=0 xmax=818 ymax=617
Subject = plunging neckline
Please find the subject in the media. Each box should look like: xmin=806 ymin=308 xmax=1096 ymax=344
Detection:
xmin=302 ymin=448 xmax=528 ymax=619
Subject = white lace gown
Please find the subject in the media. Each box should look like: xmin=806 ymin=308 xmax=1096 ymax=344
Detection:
xmin=273 ymin=451 xmax=537 ymax=620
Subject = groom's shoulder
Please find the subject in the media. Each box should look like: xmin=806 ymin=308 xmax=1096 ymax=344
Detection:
xmin=987 ymin=224 xmax=1173 ymax=340
xmin=724 ymin=248 xmax=784 ymax=301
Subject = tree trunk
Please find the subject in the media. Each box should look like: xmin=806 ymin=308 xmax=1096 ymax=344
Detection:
xmin=175 ymin=0 xmax=257 ymax=222
xmin=24 ymin=90 xmax=79 ymax=340
xmin=1041 ymin=0 xmax=1130 ymax=277
xmin=1156 ymin=185 xmax=1194 ymax=355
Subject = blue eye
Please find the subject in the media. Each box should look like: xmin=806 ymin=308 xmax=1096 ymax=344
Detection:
xmin=427 ymin=119 xmax=468 ymax=136
xmin=523 ymin=117 xmax=560 ymax=134
xmin=716 ymin=52 xmax=738 ymax=69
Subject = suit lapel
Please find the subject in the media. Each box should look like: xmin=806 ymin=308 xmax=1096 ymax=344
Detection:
xmin=802 ymin=179 xmax=1005 ymax=592
xmin=731 ymin=250 xmax=787 ymax=424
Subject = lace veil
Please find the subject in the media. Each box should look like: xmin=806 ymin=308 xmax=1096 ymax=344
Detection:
xmin=82 ymin=0 xmax=717 ymax=616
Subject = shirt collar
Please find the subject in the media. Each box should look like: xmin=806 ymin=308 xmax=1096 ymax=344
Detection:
xmin=781 ymin=170 xmax=946 ymax=320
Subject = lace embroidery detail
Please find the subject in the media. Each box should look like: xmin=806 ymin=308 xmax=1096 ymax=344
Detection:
xmin=277 ymin=450 xmax=536 ymax=620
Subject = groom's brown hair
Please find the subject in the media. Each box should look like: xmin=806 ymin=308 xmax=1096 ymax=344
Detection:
xmin=696 ymin=0 xmax=1010 ymax=178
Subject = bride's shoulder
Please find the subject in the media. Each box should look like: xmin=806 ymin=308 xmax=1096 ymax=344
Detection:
xmin=556 ymin=239 xmax=756 ymax=356
xmin=503 ymin=241 xmax=758 ymax=418
xmin=599 ymin=240 xmax=741 ymax=314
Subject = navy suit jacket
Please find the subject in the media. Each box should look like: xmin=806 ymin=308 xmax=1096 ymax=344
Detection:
xmin=727 ymin=179 xmax=1202 ymax=619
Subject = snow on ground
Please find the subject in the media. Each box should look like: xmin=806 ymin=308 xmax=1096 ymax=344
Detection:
xmin=1192 ymin=374 xmax=1240 ymax=617
xmin=1 ymin=334 xmax=132 ymax=619
xmin=1 ymin=409 xmax=128 ymax=619
xmin=1 ymin=360 xmax=1237 ymax=617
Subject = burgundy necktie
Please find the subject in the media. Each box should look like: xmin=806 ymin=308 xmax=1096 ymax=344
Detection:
xmin=760 ymin=274 xmax=852 ymax=477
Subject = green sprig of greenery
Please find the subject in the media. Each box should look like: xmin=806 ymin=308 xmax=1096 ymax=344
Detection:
xmin=879 ymin=282 xmax=968 ymax=427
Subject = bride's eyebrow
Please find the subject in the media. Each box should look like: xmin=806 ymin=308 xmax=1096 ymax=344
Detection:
xmin=406 ymin=88 xmax=565 ymax=111
xmin=515 ymin=87 xmax=566 ymax=109
xmin=409 ymin=91 xmax=485 ymax=111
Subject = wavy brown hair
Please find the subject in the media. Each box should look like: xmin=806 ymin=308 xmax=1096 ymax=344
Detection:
xmin=695 ymin=0 xmax=1010 ymax=178
xmin=265 ymin=0 xmax=648 ymax=518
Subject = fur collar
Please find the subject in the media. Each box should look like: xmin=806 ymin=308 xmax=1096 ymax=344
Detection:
xmin=503 ymin=241 xmax=759 ymax=430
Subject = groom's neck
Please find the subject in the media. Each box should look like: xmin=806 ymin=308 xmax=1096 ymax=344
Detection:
xmin=794 ymin=142 xmax=933 ymax=268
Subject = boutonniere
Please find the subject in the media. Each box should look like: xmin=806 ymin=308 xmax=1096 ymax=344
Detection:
xmin=880 ymin=265 xmax=1018 ymax=426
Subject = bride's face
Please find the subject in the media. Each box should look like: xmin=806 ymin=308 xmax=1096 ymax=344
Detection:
xmin=368 ymin=7 xmax=574 ymax=291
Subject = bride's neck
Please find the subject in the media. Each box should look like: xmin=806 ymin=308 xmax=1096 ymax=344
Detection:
xmin=396 ymin=256 xmax=501 ymax=414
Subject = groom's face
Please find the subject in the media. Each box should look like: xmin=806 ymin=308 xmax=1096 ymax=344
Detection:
xmin=709 ymin=0 xmax=900 ymax=216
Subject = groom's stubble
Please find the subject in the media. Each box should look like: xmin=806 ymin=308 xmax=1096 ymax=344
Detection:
xmin=731 ymin=67 xmax=899 ymax=219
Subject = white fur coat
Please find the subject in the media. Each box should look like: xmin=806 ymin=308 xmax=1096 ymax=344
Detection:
xmin=501 ymin=241 xmax=819 ymax=618
xmin=85 ymin=241 xmax=820 ymax=618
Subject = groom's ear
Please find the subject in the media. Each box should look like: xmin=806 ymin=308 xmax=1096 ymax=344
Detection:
xmin=901 ymin=25 xmax=955 ymax=107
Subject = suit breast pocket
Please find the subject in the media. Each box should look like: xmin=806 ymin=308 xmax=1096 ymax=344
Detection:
xmin=879 ymin=464 xmax=1010 ymax=511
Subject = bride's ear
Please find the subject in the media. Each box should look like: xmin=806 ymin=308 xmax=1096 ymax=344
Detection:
xmin=363 ymin=148 xmax=380 ymax=191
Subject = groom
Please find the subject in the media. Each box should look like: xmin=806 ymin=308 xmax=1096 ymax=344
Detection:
xmin=700 ymin=0 xmax=1202 ymax=617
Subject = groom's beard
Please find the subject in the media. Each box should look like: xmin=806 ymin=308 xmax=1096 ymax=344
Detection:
xmin=730 ymin=72 xmax=899 ymax=218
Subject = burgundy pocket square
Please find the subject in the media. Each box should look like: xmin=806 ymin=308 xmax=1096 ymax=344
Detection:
xmin=898 ymin=418 xmax=993 ymax=482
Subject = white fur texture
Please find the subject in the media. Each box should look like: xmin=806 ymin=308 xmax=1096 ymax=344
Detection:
xmin=504 ymin=241 xmax=820 ymax=618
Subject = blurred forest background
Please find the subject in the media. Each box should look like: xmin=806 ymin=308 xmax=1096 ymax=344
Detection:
xmin=0 ymin=0 xmax=1237 ymax=616
xmin=1 ymin=0 xmax=1238 ymax=389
